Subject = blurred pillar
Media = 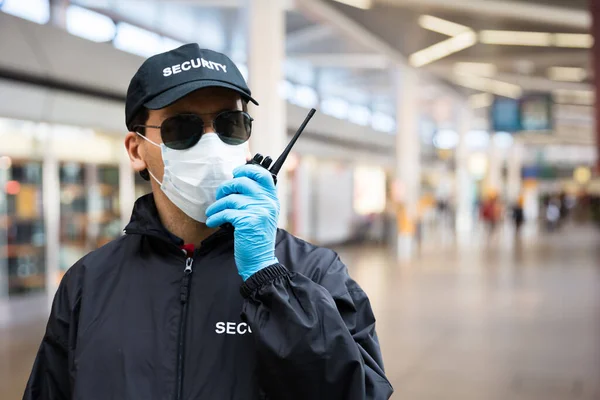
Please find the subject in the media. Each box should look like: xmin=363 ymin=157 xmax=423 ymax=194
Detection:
xmin=394 ymin=65 xmax=420 ymax=260
xmin=507 ymin=142 xmax=524 ymax=205
xmin=49 ymin=0 xmax=68 ymax=28
xmin=592 ymin=1 xmax=600 ymax=173
xmin=485 ymin=134 xmax=502 ymax=196
xmin=455 ymin=105 xmax=474 ymax=236
xmin=294 ymin=157 xmax=314 ymax=241
xmin=245 ymin=0 xmax=288 ymax=229
xmin=0 ymin=167 xmax=7 ymax=299
xmin=119 ymin=150 xmax=136 ymax=230
xmin=43 ymin=155 xmax=60 ymax=305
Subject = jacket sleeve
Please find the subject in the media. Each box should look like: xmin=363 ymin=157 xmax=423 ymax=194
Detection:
xmin=240 ymin=256 xmax=394 ymax=400
xmin=23 ymin=266 xmax=82 ymax=400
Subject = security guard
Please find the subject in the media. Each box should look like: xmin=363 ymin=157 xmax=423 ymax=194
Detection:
xmin=24 ymin=44 xmax=393 ymax=400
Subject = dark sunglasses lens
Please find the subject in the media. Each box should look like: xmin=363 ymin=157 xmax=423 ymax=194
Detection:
xmin=161 ymin=114 xmax=204 ymax=150
xmin=214 ymin=111 xmax=252 ymax=145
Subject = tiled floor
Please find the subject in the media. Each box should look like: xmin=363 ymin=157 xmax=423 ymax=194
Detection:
xmin=2 ymin=224 xmax=600 ymax=399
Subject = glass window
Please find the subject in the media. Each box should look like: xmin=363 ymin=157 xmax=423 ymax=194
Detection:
xmin=348 ymin=105 xmax=371 ymax=126
xmin=113 ymin=22 xmax=162 ymax=58
xmin=1 ymin=159 xmax=46 ymax=297
xmin=58 ymin=162 xmax=87 ymax=278
xmin=58 ymin=163 xmax=122 ymax=277
xmin=371 ymin=112 xmax=396 ymax=133
xmin=291 ymin=85 xmax=319 ymax=109
xmin=96 ymin=165 xmax=122 ymax=247
xmin=161 ymin=36 xmax=185 ymax=53
xmin=66 ymin=5 xmax=116 ymax=42
xmin=354 ymin=166 xmax=387 ymax=215
xmin=321 ymin=98 xmax=349 ymax=120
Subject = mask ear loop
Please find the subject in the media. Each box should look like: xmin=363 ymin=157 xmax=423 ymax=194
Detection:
xmin=135 ymin=131 xmax=161 ymax=147
xmin=135 ymin=131 xmax=162 ymax=183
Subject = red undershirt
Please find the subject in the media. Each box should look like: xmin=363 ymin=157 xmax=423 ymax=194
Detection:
xmin=180 ymin=244 xmax=195 ymax=257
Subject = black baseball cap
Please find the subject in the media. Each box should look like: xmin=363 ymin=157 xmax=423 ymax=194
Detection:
xmin=125 ymin=43 xmax=258 ymax=129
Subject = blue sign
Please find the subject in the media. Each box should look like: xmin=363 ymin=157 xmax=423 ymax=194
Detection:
xmin=520 ymin=94 xmax=552 ymax=131
xmin=490 ymin=97 xmax=521 ymax=133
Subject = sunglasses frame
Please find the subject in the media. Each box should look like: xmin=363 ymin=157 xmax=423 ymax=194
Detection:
xmin=134 ymin=110 xmax=253 ymax=149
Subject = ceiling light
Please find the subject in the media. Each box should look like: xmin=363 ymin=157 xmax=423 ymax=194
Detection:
xmin=479 ymin=30 xmax=553 ymax=46
xmin=332 ymin=0 xmax=372 ymax=9
xmin=552 ymin=89 xmax=595 ymax=105
xmin=453 ymin=74 xmax=522 ymax=99
xmin=469 ymin=93 xmax=493 ymax=109
xmin=454 ymin=62 xmax=497 ymax=77
xmin=574 ymin=166 xmax=592 ymax=185
xmin=553 ymin=33 xmax=594 ymax=48
xmin=1 ymin=0 xmax=50 ymax=24
xmin=433 ymin=129 xmax=459 ymax=150
xmin=489 ymin=80 xmax=523 ymax=99
xmin=418 ymin=15 xmax=471 ymax=37
xmin=548 ymin=67 xmax=587 ymax=82
xmin=409 ymin=31 xmax=477 ymax=67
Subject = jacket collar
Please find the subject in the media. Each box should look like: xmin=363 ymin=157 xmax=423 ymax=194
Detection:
xmin=124 ymin=193 xmax=233 ymax=250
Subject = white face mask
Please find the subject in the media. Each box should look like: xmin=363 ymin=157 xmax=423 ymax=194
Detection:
xmin=137 ymin=132 xmax=247 ymax=223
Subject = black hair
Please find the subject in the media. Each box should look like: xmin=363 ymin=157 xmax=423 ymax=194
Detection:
xmin=129 ymin=107 xmax=149 ymax=136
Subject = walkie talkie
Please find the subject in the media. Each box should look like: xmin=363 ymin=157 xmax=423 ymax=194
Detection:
xmin=246 ymin=108 xmax=316 ymax=184
xmin=221 ymin=108 xmax=317 ymax=230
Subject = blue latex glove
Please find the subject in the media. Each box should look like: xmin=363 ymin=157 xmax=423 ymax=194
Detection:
xmin=205 ymin=164 xmax=280 ymax=281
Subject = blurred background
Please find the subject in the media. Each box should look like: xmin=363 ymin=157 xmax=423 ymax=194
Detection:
xmin=0 ymin=0 xmax=599 ymax=398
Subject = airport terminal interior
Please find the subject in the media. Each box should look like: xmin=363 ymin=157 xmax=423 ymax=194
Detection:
xmin=0 ymin=0 xmax=599 ymax=398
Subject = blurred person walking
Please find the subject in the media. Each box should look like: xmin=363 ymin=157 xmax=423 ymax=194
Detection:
xmin=511 ymin=194 xmax=525 ymax=236
xmin=543 ymin=195 xmax=561 ymax=232
xmin=23 ymin=44 xmax=392 ymax=400
xmin=481 ymin=193 xmax=502 ymax=237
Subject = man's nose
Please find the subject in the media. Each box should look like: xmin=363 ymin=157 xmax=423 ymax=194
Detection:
xmin=203 ymin=117 xmax=216 ymax=134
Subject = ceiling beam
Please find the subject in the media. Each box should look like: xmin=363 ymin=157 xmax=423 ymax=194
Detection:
xmin=295 ymin=0 xmax=406 ymax=65
xmin=492 ymin=72 xmax=591 ymax=92
xmin=376 ymin=0 xmax=591 ymax=29
xmin=287 ymin=53 xmax=389 ymax=68
xmin=431 ymin=50 xmax=590 ymax=70
xmin=148 ymin=0 xmax=242 ymax=7
xmin=295 ymin=0 xmax=465 ymax=100
xmin=161 ymin=0 xmax=296 ymax=9
xmin=430 ymin=65 xmax=592 ymax=92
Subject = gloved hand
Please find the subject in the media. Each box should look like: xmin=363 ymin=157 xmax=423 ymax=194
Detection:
xmin=205 ymin=164 xmax=280 ymax=281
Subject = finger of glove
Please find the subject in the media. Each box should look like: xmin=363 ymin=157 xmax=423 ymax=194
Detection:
xmin=205 ymin=194 xmax=248 ymax=218
xmin=216 ymin=176 xmax=262 ymax=200
xmin=205 ymin=208 xmax=242 ymax=229
xmin=233 ymin=164 xmax=275 ymax=191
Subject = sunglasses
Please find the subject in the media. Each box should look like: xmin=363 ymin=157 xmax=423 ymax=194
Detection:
xmin=134 ymin=110 xmax=253 ymax=150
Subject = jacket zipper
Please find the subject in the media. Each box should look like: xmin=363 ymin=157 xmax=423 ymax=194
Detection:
xmin=176 ymin=256 xmax=194 ymax=400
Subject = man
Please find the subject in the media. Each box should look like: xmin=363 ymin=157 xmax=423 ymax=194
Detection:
xmin=24 ymin=44 xmax=393 ymax=400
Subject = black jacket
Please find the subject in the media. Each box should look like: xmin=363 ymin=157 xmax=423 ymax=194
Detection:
xmin=24 ymin=194 xmax=393 ymax=400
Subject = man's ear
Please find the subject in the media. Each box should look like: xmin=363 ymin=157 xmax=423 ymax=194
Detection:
xmin=125 ymin=132 xmax=148 ymax=173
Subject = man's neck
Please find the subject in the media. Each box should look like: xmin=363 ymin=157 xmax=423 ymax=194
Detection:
xmin=153 ymin=190 xmax=218 ymax=247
